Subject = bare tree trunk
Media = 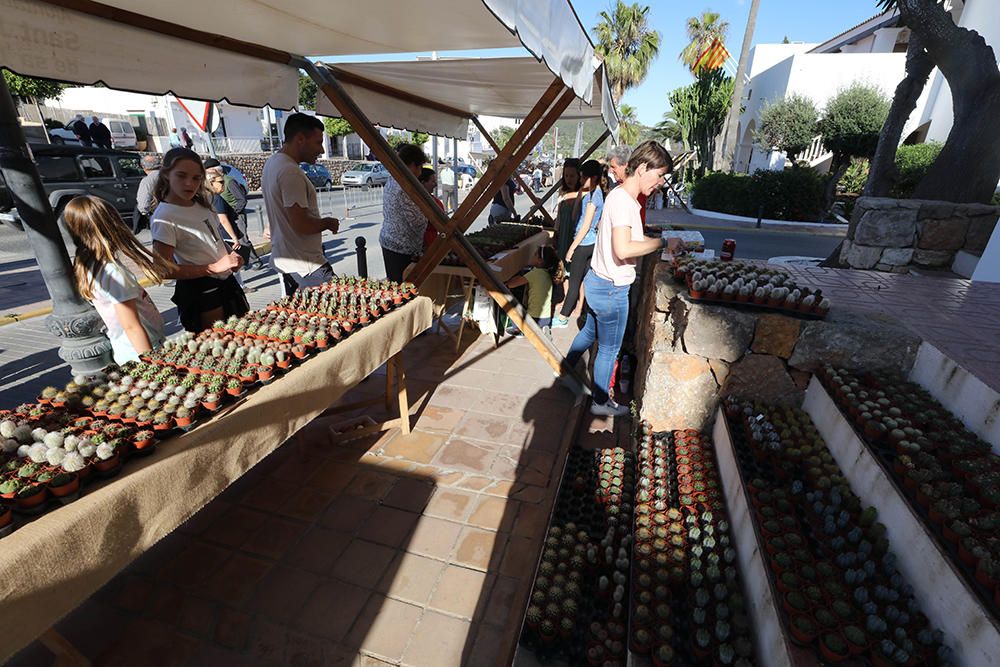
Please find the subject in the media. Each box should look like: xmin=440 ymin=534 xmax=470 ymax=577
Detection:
xmin=716 ymin=0 xmax=760 ymax=172
xmin=864 ymin=33 xmax=934 ymax=197
xmin=897 ymin=0 xmax=1000 ymax=203
xmin=824 ymin=154 xmax=851 ymax=218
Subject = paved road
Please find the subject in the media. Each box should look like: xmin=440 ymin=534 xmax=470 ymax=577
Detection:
xmin=696 ymin=229 xmax=841 ymax=261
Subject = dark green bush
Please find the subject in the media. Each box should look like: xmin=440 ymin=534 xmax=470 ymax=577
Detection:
xmin=893 ymin=142 xmax=942 ymax=198
xmin=691 ymin=167 xmax=828 ymax=221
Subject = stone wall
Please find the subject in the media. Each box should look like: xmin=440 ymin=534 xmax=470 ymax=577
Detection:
xmin=635 ymin=260 xmax=922 ymax=432
xmin=839 ymin=197 xmax=999 ymax=273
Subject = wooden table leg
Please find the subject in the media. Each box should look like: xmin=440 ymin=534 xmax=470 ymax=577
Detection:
xmin=40 ymin=629 xmax=91 ymax=667
xmin=384 ymin=356 xmax=396 ymax=414
xmin=456 ymin=277 xmax=475 ymax=352
xmin=392 ymin=352 xmax=411 ymax=435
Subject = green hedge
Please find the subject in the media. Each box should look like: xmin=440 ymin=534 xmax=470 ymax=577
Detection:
xmin=691 ymin=168 xmax=828 ymax=221
xmin=893 ymin=142 xmax=942 ymax=198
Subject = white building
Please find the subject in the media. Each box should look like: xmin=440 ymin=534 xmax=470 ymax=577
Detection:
xmin=30 ymin=86 xmax=269 ymax=153
xmin=733 ymin=0 xmax=998 ymax=174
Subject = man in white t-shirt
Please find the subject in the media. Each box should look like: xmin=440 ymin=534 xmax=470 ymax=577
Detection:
xmin=438 ymin=165 xmax=457 ymax=212
xmin=262 ymin=113 xmax=340 ymax=294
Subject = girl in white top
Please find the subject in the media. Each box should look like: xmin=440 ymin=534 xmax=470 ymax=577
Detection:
xmin=150 ymin=148 xmax=248 ymax=332
xmin=63 ymin=195 xmax=171 ymax=364
xmin=564 ymin=141 xmax=679 ymax=417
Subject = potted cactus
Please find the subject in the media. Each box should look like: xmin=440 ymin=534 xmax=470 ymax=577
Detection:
xmin=819 ymin=632 xmax=848 ymax=663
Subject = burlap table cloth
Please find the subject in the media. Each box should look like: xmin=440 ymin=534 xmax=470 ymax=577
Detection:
xmin=0 ymin=296 xmax=433 ymax=661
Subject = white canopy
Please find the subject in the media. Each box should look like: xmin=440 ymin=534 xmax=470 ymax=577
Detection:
xmin=1 ymin=0 xmax=601 ymax=109
xmin=315 ymin=57 xmax=618 ymax=140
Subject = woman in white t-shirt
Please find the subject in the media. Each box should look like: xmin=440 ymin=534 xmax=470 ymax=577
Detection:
xmin=63 ymin=196 xmax=171 ymax=364
xmin=564 ymin=141 xmax=679 ymax=417
xmin=150 ymin=148 xmax=248 ymax=332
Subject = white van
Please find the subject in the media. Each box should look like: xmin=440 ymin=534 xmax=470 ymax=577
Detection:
xmin=104 ymin=118 xmax=137 ymax=149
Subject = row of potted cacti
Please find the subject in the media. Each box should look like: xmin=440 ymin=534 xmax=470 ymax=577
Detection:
xmin=632 ymin=422 xmax=756 ymax=667
xmin=521 ymin=445 xmax=634 ymax=665
xmin=0 ymin=276 xmax=420 ymax=536
xmin=672 ymin=257 xmax=830 ymax=317
xmin=0 ymin=403 xmax=156 ymax=526
xmin=818 ymin=366 xmax=1000 ymax=616
xmin=268 ymin=278 xmax=418 ymax=321
xmin=723 ymin=398 xmax=954 ymax=666
xmin=440 ymin=222 xmax=544 ymax=266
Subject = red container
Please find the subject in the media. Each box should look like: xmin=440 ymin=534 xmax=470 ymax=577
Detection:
xmin=721 ymin=238 xmax=736 ymax=261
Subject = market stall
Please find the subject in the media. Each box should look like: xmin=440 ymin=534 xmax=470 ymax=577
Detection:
xmin=0 ymin=294 xmax=432 ymax=662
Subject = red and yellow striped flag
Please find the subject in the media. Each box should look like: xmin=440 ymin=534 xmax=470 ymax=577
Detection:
xmin=693 ymin=37 xmax=730 ymax=73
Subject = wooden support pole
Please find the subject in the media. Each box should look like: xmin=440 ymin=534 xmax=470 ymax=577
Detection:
xmin=408 ymin=86 xmax=578 ymax=287
xmin=521 ymin=129 xmax=612 ymax=220
xmin=302 ymin=62 xmax=588 ymax=391
xmin=474 ymin=117 xmax=555 ymax=227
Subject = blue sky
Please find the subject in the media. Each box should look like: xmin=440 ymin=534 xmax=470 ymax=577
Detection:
xmin=575 ymin=0 xmax=888 ymax=125
xmin=328 ymin=0 xmax=886 ymax=127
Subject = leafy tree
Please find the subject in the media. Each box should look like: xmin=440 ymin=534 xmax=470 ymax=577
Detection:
xmin=753 ymin=94 xmax=819 ymax=162
xmin=386 ymin=134 xmax=406 ymax=149
xmin=323 ymin=117 xmax=353 ymax=137
xmin=818 ymin=83 xmax=890 ymax=210
xmin=867 ymin=0 xmax=1000 ymax=203
xmin=490 ymin=125 xmax=516 ymax=149
xmin=617 ymin=104 xmax=641 ymax=146
xmin=667 ymin=69 xmax=734 ymax=173
xmin=679 ymin=11 xmax=729 ymax=72
xmin=298 ymin=73 xmax=317 ymax=110
xmin=412 ymin=132 xmax=430 ymax=148
xmin=654 ymin=110 xmax=684 ymax=146
xmin=594 ymin=2 xmax=661 ymax=101
xmin=2 ymin=71 xmax=64 ymax=102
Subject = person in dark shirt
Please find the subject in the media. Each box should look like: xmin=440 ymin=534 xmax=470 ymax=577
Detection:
xmin=89 ymin=116 xmax=112 ymax=149
xmin=181 ymin=127 xmax=194 ymax=149
xmin=71 ymin=115 xmax=92 ymax=147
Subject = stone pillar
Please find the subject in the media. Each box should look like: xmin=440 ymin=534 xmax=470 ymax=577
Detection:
xmin=0 ymin=77 xmax=111 ymax=375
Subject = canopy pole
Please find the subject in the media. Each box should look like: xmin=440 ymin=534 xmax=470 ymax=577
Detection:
xmin=474 ymin=117 xmax=556 ymax=227
xmin=0 ymin=75 xmax=112 ymax=375
xmin=409 ymin=86 xmax=578 ymax=287
xmin=301 ymin=61 xmax=587 ymax=391
xmin=521 ymin=129 xmax=612 ymax=221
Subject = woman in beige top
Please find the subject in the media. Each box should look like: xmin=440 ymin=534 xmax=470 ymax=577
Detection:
xmin=564 ymin=141 xmax=678 ymax=417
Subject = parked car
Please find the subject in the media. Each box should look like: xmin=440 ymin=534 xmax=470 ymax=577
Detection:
xmin=104 ymin=119 xmax=137 ymax=149
xmin=0 ymin=144 xmax=144 ymax=230
xmin=300 ymin=163 xmax=332 ymax=188
xmin=47 ymin=128 xmax=81 ymax=145
xmin=341 ymin=163 xmax=389 ymax=187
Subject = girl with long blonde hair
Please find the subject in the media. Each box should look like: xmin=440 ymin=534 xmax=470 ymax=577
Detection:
xmin=150 ymin=147 xmax=248 ymax=332
xmin=63 ymin=195 xmax=171 ymax=363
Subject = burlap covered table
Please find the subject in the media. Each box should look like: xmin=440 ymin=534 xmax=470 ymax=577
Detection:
xmin=0 ymin=296 xmax=433 ymax=662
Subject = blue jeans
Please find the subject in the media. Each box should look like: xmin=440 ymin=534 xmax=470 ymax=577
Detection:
xmin=566 ymin=271 xmax=630 ymax=404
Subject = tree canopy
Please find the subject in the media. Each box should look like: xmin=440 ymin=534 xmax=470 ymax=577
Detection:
xmin=594 ymin=1 xmax=661 ymax=101
xmin=298 ymin=73 xmax=317 ymax=110
xmin=490 ymin=125 xmax=516 ymax=149
xmin=2 ymin=71 xmax=64 ymax=102
xmin=323 ymin=117 xmax=353 ymax=137
xmin=617 ymin=104 xmax=641 ymax=146
xmin=754 ymin=94 xmax=819 ymax=162
xmin=818 ymin=83 xmax=891 ymax=162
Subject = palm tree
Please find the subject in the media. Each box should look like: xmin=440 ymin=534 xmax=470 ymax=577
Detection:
xmin=679 ymin=11 xmax=730 ymax=73
xmin=594 ymin=2 xmax=662 ymax=101
xmin=617 ymin=104 xmax=641 ymax=146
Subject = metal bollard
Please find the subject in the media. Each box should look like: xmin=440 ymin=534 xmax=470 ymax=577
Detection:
xmin=756 ymin=204 xmax=764 ymax=229
xmin=356 ymin=236 xmax=368 ymax=278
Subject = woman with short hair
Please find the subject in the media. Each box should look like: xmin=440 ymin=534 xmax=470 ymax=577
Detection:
xmin=565 ymin=141 xmax=679 ymax=417
xmin=380 ymin=143 xmax=429 ymax=282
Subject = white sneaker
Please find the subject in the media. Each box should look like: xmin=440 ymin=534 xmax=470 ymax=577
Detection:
xmin=590 ymin=400 xmax=630 ymax=417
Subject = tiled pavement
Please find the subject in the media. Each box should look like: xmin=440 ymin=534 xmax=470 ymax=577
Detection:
xmin=8 ymin=317 xmax=594 ymax=667
xmin=786 ymin=265 xmax=1000 ymax=392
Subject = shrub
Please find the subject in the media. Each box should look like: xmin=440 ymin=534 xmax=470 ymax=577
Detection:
xmin=893 ymin=142 xmax=943 ymax=198
xmin=840 ymin=159 xmax=869 ymax=195
xmin=691 ymin=168 xmax=827 ymax=221
xmin=755 ymin=94 xmax=820 ymax=161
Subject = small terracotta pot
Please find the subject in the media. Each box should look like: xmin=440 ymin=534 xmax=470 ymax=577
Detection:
xmin=15 ymin=486 xmax=47 ymax=511
xmin=48 ymin=474 xmax=80 ymax=498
